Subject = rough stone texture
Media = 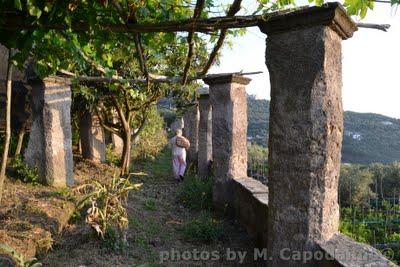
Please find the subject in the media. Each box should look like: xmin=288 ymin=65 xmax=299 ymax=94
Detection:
xmin=204 ymin=74 xmax=250 ymax=209
xmin=264 ymin=24 xmax=345 ymax=266
xmin=0 ymin=44 xmax=24 ymax=81
xmin=111 ymin=112 xmax=123 ymax=155
xmin=197 ymin=93 xmax=212 ymax=177
xmin=319 ymin=233 xmax=397 ymax=267
xmin=0 ymin=44 xmax=27 ymax=133
xmin=79 ymin=110 xmax=106 ymax=162
xmin=24 ymin=76 xmax=74 ymax=187
xmin=234 ymin=177 xmax=268 ymax=248
xmin=258 ymin=3 xmax=357 ymax=40
xmin=183 ymin=105 xmax=200 ymax=167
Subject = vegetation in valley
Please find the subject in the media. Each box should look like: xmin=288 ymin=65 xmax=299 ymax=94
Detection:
xmin=247 ymin=97 xmax=400 ymax=164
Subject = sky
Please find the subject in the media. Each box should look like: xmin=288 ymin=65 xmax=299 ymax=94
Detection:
xmin=210 ymin=1 xmax=400 ymax=118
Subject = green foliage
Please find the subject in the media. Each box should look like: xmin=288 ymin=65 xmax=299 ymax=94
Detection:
xmin=342 ymin=112 xmax=400 ymax=164
xmin=75 ymin=175 xmax=142 ymax=249
xmin=132 ymin=108 xmax=168 ymax=161
xmin=144 ymin=199 xmax=157 ymax=211
xmin=11 ymin=156 xmax=39 ymax=185
xmin=339 ymin=164 xmax=376 ymax=207
xmin=105 ymin=144 xmax=120 ymax=166
xmin=247 ymin=98 xmax=400 ymax=164
xmin=183 ymin=211 xmax=224 ymax=242
xmin=340 ymin=205 xmax=400 ymax=264
xmin=247 ymin=96 xmax=269 ymax=147
xmin=179 ymin=175 xmax=213 ymax=211
xmin=0 ymin=243 xmax=42 ymax=267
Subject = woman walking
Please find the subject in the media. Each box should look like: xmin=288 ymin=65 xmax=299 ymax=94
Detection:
xmin=169 ymin=129 xmax=190 ymax=181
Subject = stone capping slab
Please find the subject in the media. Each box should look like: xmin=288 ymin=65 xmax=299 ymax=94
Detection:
xmin=43 ymin=75 xmax=72 ymax=85
xmin=318 ymin=233 xmax=396 ymax=266
xmin=203 ymin=74 xmax=251 ymax=85
xmin=258 ymin=2 xmax=357 ymax=40
xmin=234 ymin=177 xmax=269 ymax=248
xmin=235 ymin=177 xmax=269 ymax=197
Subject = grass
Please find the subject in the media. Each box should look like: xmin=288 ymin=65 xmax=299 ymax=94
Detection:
xmin=144 ymin=199 xmax=157 ymax=211
xmin=179 ymin=175 xmax=213 ymax=211
xmin=141 ymin=149 xmax=172 ymax=178
xmin=183 ymin=211 xmax=225 ymax=243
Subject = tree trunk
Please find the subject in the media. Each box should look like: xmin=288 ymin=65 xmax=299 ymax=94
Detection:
xmin=0 ymin=49 xmax=13 ymax=203
xmin=120 ymin=129 xmax=131 ymax=175
xmin=15 ymin=127 xmax=25 ymax=156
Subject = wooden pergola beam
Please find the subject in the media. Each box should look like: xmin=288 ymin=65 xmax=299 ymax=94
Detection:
xmin=1 ymin=12 xmax=389 ymax=34
xmin=72 ymin=71 xmax=263 ymax=85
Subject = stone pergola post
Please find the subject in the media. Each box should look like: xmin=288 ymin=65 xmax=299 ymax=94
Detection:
xmin=24 ymin=76 xmax=74 ymax=187
xmin=259 ymin=3 xmax=357 ymax=265
xmin=204 ymin=74 xmax=250 ymax=210
xmin=197 ymin=88 xmax=212 ymax=177
xmin=183 ymin=104 xmax=199 ymax=168
xmin=79 ymin=109 xmax=106 ymax=163
xmin=111 ymin=111 xmax=123 ymax=156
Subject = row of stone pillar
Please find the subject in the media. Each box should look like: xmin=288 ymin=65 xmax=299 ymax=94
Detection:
xmin=23 ymin=77 xmax=122 ymax=187
xmin=19 ymin=3 xmax=361 ymax=265
xmin=181 ymin=3 xmax=357 ymax=266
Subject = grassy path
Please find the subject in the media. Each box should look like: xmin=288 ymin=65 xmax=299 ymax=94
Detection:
xmin=41 ymin=150 xmax=257 ymax=266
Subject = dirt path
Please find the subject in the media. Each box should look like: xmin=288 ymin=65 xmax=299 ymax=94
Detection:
xmin=41 ymin=151 xmax=258 ymax=266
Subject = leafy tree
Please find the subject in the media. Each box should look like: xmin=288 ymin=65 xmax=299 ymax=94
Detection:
xmin=339 ymin=165 xmax=376 ymax=207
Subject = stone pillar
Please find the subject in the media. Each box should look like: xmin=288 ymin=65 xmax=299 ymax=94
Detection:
xmin=183 ymin=105 xmax=199 ymax=168
xmin=79 ymin=110 xmax=106 ymax=163
xmin=111 ymin=112 xmax=123 ymax=155
xmin=197 ymin=89 xmax=212 ymax=177
xmin=259 ymin=3 xmax=357 ymax=265
xmin=204 ymin=74 xmax=250 ymax=209
xmin=24 ymin=76 xmax=74 ymax=187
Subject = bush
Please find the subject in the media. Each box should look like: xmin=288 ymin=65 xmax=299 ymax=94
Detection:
xmin=105 ymin=143 xmax=120 ymax=166
xmin=179 ymin=175 xmax=212 ymax=211
xmin=183 ymin=211 xmax=224 ymax=242
xmin=0 ymin=243 xmax=42 ymax=267
xmin=132 ymin=108 xmax=168 ymax=161
xmin=75 ymin=175 xmax=142 ymax=250
xmin=11 ymin=157 xmax=39 ymax=185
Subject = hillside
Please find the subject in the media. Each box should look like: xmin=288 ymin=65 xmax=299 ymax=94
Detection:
xmin=247 ymin=97 xmax=400 ymax=164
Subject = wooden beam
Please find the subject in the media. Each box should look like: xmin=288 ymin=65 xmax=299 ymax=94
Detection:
xmin=1 ymin=12 xmax=389 ymax=33
xmin=181 ymin=0 xmax=206 ymax=85
xmin=72 ymin=71 xmax=263 ymax=85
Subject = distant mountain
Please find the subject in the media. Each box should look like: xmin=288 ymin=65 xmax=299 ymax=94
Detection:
xmin=247 ymin=97 xmax=400 ymax=164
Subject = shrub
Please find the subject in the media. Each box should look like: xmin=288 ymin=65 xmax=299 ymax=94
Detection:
xmin=179 ymin=175 xmax=212 ymax=211
xmin=132 ymin=108 xmax=168 ymax=161
xmin=183 ymin=211 xmax=224 ymax=242
xmin=75 ymin=175 xmax=142 ymax=250
xmin=0 ymin=243 xmax=42 ymax=267
xmin=105 ymin=144 xmax=121 ymax=166
xmin=11 ymin=157 xmax=39 ymax=185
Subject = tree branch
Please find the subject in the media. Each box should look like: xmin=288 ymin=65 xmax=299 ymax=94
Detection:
xmin=182 ymin=0 xmax=206 ymax=85
xmin=199 ymin=0 xmax=243 ymax=76
xmin=357 ymin=23 xmax=390 ymax=32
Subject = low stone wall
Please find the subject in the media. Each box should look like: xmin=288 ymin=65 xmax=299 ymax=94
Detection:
xmin=233 ymin=177 xmax=268 ymax=248
xmin=319 ymin=233 xmax=396 ymax=267
xmin=232 ymin=177 xmax=394 ymax=266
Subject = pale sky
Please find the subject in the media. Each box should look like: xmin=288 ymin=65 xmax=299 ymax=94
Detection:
xmin=210 ymin=1 xmax=400 ymax=118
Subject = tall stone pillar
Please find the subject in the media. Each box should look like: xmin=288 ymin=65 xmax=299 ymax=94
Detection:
xmin=24 ymin=76 xmax=74 ymax=187
xmin=197 ymin=89 xmax=212 ymax=177
xmin=79 ymin=110 xmax=106 ymax=163
xmin=259 ymin=3 xmax=357 ymax=265
xmin=111 ymin=112 xmax=123 ymax=156
xmin=204 ymin=74 xmax=250 ymax=210
xmin=183 ymin=104 xmax=199 ymax=168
